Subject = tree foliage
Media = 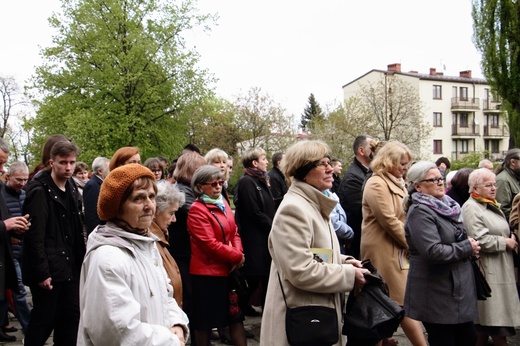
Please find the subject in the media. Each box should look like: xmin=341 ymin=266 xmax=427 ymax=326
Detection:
xmin=26 ymin=0 xmax=216 ymax=164
xmin=473 ymin=0 xmax=520 ymax=148
xmin=356 ymin=76 xmax=432 ymax=159
xmin=300 ymin=93 xmax=324 ymax=131
xmin=233 ymin=87 xmax=296 ymax=154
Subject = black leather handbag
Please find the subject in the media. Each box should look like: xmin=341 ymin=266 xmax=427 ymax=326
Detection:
xmin=342 ymin=259 xmax=405 ymax=341
xmin=278 ymin=274 xmax=338 ymax=346
xmin=471 ymin=257 xmax=492 ymax=300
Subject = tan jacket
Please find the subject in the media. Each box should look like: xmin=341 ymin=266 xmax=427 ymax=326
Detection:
xmin=150 ymin=222 xmax=183 ymax=308
xmin=361 ymin=173 xmax=408 ymax=305
xmin=260 ymin=180 xmax=356 ymax=346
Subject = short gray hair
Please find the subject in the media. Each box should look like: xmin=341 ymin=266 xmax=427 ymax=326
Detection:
xmin=406 ymin=161 xmax=438 ymax=185
xmin=155 ymin=181 xmax=186 ymax=213
xmin=0 ymin=138 xmax=9 ymax=155
xmin=468 ymin=168 xmax=496 ymax=191
xmin=8 ymin=161 xmax=28 ymax=175
xmin=92 ymin=157 xmax=110 ymax=175
xmin=191 ymin=165 xmax=224 ymax=197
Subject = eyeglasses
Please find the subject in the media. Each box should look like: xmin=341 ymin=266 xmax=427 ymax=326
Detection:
xmin=480 ymin=183 xmax=497 ymax=188
xmin=315 ymin=160 xmax=332 ymax=169
xmin=420 ymin=177 xmax=444 ymax=184
xmin=203 ymin=180 xmax=225 ymax=188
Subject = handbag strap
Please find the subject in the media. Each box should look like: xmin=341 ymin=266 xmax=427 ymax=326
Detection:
xmin=277 ymin=223 xmax=335 ymax=309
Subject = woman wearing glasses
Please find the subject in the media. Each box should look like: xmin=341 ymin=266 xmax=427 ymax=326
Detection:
xmin=404 ymin=161 xmax=480 ymax=346
xmin=462 ymin=168 xmax=520 ymax=346
xmin=187 ymin=165 xmax=247 ymax=346
xmin=361 ymin=141 xmax=427 ymax=346
xmin=260 ymin=140 xmax=368 ymax=346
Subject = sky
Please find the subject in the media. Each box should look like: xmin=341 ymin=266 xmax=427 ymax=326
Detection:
xmin=1 ymin=0 xmax=483 ymax=118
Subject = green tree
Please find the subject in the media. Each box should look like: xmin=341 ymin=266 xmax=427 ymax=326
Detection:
xmin=300 ymin=93 xmax=324 ymax=131
xmin=312 ymin=97 xmax=378 ymax=163
xmin=26 ymin=0 xmax=215 ymax=164
xmin=473 ymin=0 xmax=520 ymax=148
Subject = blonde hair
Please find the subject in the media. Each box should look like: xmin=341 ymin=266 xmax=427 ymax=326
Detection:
xmin=241 ymin=147 xmax=266 ymax=168
xmin=370 ymin=141 xmax=412 ymax=175
xmin=282 ymin=140 xmax=331 ymax=184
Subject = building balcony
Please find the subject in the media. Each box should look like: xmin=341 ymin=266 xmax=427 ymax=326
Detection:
xmin=451 ymin=97 xmax=480 ymax=110
xmin=483 ymin=125 xmax=509 ymax=137
xmin=483 ymin=100 xmax=502 ymax=112
xmin=452 ymin=124 xmax=480 ymax=136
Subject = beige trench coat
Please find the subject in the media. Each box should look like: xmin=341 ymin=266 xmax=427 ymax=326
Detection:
xmin=260 ymin=180 xmax=357 ymax=346
xmin=361 ymin=173 xmax=408 ymax=305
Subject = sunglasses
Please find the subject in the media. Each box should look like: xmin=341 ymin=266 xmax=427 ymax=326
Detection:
xmin=203 ymin=180 xmax=225 ymax=188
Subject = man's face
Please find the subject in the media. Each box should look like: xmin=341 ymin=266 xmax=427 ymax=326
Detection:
xmin=6 ymin=171 xmax=29 ymax=192
xmin=510 ymin=157 xmax=520 ymax=174
xmin=0 ymin=150 xmax=8 ymax=174
xmin=50 ymin=153 xmax=77 ymax=181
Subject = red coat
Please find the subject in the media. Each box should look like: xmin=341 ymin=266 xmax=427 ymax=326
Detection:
xmin=187 ymin=199 xmax=244 ymax=276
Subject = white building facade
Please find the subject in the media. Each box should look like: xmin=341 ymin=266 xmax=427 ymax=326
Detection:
xmin=342 ymin=63 xmax=509 ymax=162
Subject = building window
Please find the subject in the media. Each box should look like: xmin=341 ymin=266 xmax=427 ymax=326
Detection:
xmin=433 ymin=140 xmax=442 ymax=154
xmin=490 ymin=114 xmax=499 ymax=128
xmin=452 ymin=86 xmax=458 ymax=97
xmin=461 ymin=140 xmax=469 ymax=153
xmin=490 ymin=139 xmax=499 ymax=153
xmin=433 ymin=85 xmax=442 ymax=99
xmin=433 ymin=112 xmax=442 ymax=127
xmin=460 ymin=114 xmax=469 ymax=127
xmin=460 ymin=87 xmax=468 ymax=101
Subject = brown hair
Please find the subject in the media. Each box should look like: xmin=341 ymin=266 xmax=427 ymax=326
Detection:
xmin=41 ymin=134 xmax=69 ymax=169
xmin=109 ymin=147 xmax=140 ymax=172
xmin=173 ymin=152 xmax=206 ymax=185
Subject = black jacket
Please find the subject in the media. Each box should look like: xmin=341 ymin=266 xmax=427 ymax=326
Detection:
xmin=168 ymin=181 xmax=196 ymax=261
xmin=83 ymin=174 xmax=103 ymax=234
xmin=2 ymin=184 xmax=25 ymax=260
xmin=234 ymin=174 xmax=275 ymax=276
xmin=22 ymin=170 xmax=86 ymax=285
xmin=267 ymin=167 xmax=287 ymax=210
xmin=337 ymin=158 xmax=369 ymax=259
xmin=0 ymin=189 xmax=17 ymax=300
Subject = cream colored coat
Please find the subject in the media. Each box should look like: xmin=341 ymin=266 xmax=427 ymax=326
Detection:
xmin=260 ymin=180 xmax=356 ymax=346
xmin=462 ymin=198 xmax=520 ymax=327
xmin=361 ymin=173 xmax=408 ymax=305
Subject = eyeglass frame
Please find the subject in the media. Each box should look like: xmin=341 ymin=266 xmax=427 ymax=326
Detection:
xmin=419 ymin=177 xmax=445 ymax=184
xmin=202 ymin=180 xmax=225 ymax=188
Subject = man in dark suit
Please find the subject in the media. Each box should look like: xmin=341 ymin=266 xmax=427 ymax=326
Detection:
xmin=267 ymin=152 xmax=287 ymax=211
xmin=337 ymin=135 xmax=373 ymax=259
xmin=0 ymin=138 xmax=31 ymax=342
xmin=83 ymin=157 xmax=110 ymax=234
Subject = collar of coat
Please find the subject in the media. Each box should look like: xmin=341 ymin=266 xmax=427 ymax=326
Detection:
xmin=372 ymin=172 xmax=407 ymax=198
xmin=290 ymin=180 xmax=338 ymax=219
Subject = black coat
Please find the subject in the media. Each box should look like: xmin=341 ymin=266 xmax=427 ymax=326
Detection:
xmin=22 ymin=170 xmax=86 ymax=285
xmin=83 ymin=174 xmax=103 ymax=234
xmin=234 ymin=174 xmax=275 ymax=276
xmin=2 ymin=184 xmax=25 ymax=260
xmin=168 ymin=181 xmax=196 ymax=261
xmin=0 ymin=188 xmax=18 ymax=300
xmin=337 ymin=158 xmax=369 ymax=259
xmin=267 ymin=167 xmax=287 ymax=210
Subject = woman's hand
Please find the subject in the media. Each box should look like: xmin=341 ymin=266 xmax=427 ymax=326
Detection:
xmin=231 ymin=254 xmax=245 ymax=272
xmin=469 ymin=237 xmax=481 ymax=256
xmin=170 ymin=325 xmax=186 ymax=345
xmin=352 ymin=268 xmax=370 ymax=295
xmin=506 ymin=234 xmax=519 ymax=251
xmin=344 ymin=258 xmax=363 ymax=268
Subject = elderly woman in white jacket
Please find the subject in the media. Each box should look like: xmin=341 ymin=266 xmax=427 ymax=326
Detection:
xmin=77 ymin=164 xmax=189 ymax=346
xmin=260 ymin=140 xmax=368 ymax=346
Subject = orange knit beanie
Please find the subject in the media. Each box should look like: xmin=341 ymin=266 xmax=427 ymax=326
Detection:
xmin=97 ymin=163 xmax=155 ymax=221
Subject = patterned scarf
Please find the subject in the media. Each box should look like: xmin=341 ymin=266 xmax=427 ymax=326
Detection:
xmin=200 ymin=193 xmax=226 ymax=213
xmin=470 ymin=192 xmax=501 ymax=209
xmin=411 ymin=192 xmax=462 ymax=222
xmin=244 ymin=167 xmax=270 ymax=187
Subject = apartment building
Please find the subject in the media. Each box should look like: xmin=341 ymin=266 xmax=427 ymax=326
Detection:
xmin=342 ymin=63 xmax=509 ymax=162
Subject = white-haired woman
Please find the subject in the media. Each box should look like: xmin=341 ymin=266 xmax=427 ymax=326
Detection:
xmin=462 ymin=168 xmax=520 ymax=346
xmin=404 ymin=161 xmax=480 ymax=346
xmin=150 ymin=182 xmax=186 ymax=307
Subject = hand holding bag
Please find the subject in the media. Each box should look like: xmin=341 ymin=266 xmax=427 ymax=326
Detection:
xmin=342 ymin=259 xmax=405 ymax=341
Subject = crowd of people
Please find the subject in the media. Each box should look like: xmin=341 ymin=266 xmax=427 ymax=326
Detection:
xmin=0 ymin=133 xmax=519 ymax=346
